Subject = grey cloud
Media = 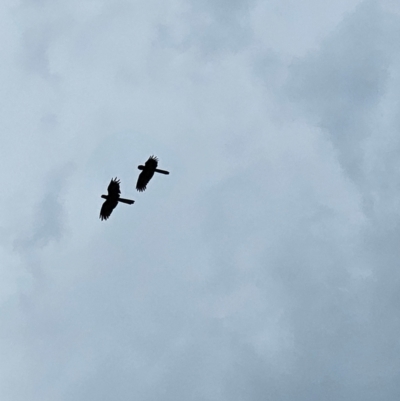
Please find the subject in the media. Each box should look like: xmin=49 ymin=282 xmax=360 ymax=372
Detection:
xmin=16 ymin=164 xmax=73 ymax=249
xmin=11 ymin=164 xmax=74 ymax=286
xmin=275 ymin=2 xmax=400 ymax=399
xmin=22 ymin=24 xmax=54 ymax=78
xmin=286 ymin=1 xmax=400 ymax=186
xmin=157 ymin=0 xmax=255 ymax=56
xmin=2 ymin=0 xmax=400 ymax=400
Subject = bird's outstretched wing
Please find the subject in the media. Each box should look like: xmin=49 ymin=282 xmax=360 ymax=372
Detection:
xmin=107 ymin=178 xmax=121 ymax=197
xmin=136 ymin=170 xmax=152 ymax=192
xmin=99 ymin=199 xmax=117 ymax=220
xmin=136 ymin=157 xmax=158 ymax=191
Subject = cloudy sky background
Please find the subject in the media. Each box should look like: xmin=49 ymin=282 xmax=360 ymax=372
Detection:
xmin=1 ymin=0 xmax=400 ymax=399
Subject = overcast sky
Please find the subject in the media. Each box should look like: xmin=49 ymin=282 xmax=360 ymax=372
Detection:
xmin=1 ymin=0 xmax=400 ymax=399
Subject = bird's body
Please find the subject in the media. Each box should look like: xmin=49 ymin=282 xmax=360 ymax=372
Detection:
xmin=100 ymin=178 xmax=134 ymax=220
xmin=136 ymin=155 xmax=169 ymax=192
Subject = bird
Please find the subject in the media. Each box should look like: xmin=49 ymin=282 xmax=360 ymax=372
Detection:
xmin=136 ymin=155 xmax=169 ymax=192
xmin=100 ymin=178 xmax=134 ymax=221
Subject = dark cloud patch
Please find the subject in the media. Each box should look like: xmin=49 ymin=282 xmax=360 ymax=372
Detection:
xmin=16 ymin=166 xmax=72 ymax=249
xmin=13 ymin=164 xmax=74 ymax=281
xmin=286 ymin=1 xmax=399 ymax=186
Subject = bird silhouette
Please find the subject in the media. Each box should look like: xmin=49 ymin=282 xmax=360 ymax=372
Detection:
xmin=136 ymin=155 xmax=169 ymax=192
xmin=100 ymin=178 xmax=134 ymax=220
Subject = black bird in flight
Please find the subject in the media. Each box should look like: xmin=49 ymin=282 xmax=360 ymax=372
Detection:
xmin=100 ymin=178 xmax=134 ymax=221
xmin=136 ymin=155 xmax=169 ymax=192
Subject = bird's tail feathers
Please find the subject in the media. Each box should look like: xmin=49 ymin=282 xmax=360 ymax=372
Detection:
xmin=118 ymin=198 xmax=135 ymax=205
xmin=155 ymin=169 xmax=169 ymax=175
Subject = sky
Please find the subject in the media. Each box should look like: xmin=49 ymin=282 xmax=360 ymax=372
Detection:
xmin=1 ymin=0 xmax=400 ymax=399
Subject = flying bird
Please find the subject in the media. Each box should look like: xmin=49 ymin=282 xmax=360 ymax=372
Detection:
xmin=100 ymin=178 xmax=134 ymax=221
xmin=136 ymin=155 xmax=169 ymax=192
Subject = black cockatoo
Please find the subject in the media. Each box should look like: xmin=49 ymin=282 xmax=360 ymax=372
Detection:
xmin=100 ymin=178 xmax=134 ymax=220
xmin=136 ymin=155 xmax=169 ymax=192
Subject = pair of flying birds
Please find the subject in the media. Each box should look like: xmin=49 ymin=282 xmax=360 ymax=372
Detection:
xmin=99 ymin=155 xmax=169 ymax=221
